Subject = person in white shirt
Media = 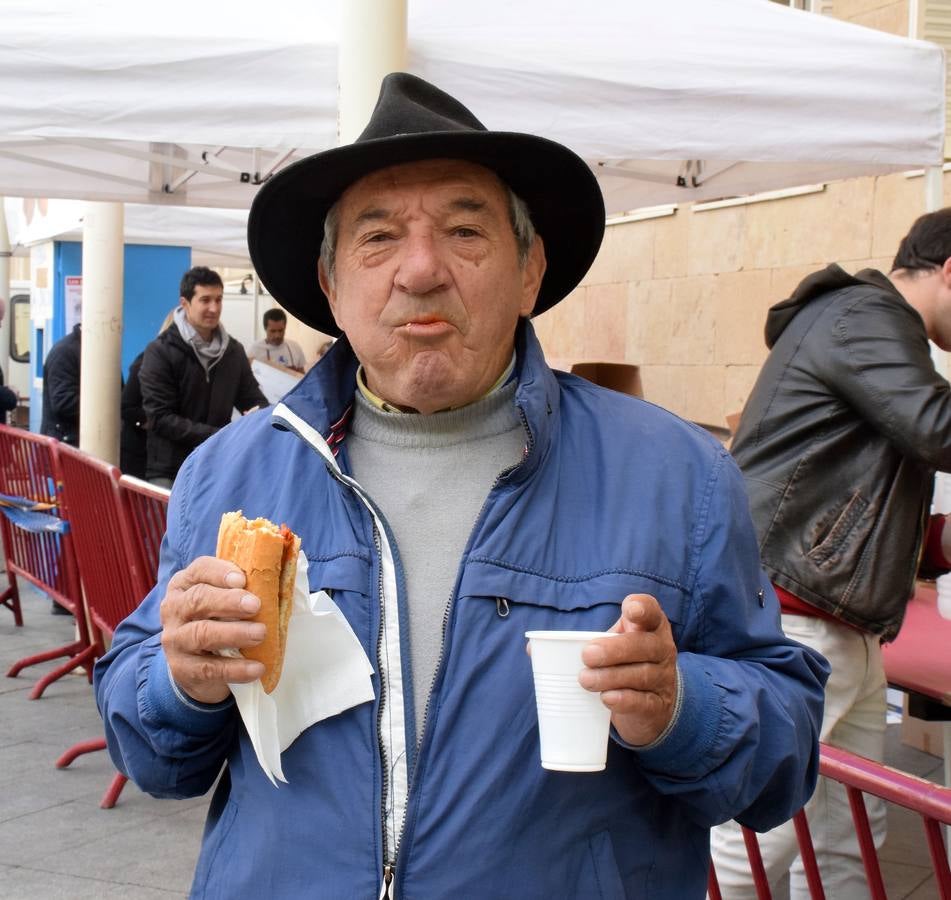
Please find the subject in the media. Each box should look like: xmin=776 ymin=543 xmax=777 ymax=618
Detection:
xmin=247 ymin=308 xmax=306 ymax=372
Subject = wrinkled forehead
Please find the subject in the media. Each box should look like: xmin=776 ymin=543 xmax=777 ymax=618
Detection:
xmin=336 ymin=158 xmax=510 ymax=220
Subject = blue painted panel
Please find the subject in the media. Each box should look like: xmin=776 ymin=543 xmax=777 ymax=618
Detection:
xmin=122 ymin=244 xmax=191 ymax=376
xmin=30 ymin=241 xmax=193 ymax=432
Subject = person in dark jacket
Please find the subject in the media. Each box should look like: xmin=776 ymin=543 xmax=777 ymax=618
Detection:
xmin=0 ymin=371 xmax=17 ymax=424
xmin=138 ymin=267 xmax=266 ymax=487
xmin=40 ymin=324 xmax=81 ymax=445
xmin=119 ymin=351 xmax=147 ymax=478
xmin=0 ymin=298 xmax=18 ymax=424
xmin=712 ymin=208 xmax=951 ymax=899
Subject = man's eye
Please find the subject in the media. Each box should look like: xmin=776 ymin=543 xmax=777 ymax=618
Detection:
xmin=365 ymin=232 xmax=393 ymax=243
xmin=453 ymin=227 xmax=478 ymax=238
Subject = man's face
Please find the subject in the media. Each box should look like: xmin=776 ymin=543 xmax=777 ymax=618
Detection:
xmin=265 ymin=319 xmax=287 ymax=345
xmin=319 ymin=159 xmax=546 ymax=414
xmin=181 ymin=283 xmax=223 ymax=340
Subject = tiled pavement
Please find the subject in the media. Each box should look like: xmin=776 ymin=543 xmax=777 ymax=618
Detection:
xmin=0 ymin=581 xmax=946 ymax=899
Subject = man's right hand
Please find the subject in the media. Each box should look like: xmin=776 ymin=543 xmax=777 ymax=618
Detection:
xmin=160 ymin=557 xmax=266 ymax=705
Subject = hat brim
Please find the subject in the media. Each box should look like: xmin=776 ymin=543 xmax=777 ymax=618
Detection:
xmin=247 ymin=131 xmax=605 ymax=336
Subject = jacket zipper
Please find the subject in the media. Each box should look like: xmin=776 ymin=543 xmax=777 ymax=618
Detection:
xmin=378 ymin=864 xmax=394 ymax=900
xmin=269 ymin=404 xmax=406 ymax=895
xmin=372 ymin=523 xmax=396 ymax=870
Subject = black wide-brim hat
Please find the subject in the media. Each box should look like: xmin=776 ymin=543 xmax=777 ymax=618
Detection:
xmin=247 ymin=72 xmax=606 ymax=336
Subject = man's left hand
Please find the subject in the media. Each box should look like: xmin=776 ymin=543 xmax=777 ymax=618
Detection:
xmin=579 ymin=594 xmax=678 ymax=747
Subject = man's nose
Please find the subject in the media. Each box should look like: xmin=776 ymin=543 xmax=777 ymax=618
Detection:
xmin=394 ymin=232 xmax=449 ymax=295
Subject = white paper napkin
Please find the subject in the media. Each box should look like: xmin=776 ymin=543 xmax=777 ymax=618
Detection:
xmin=226 ymin=552 xmax=375 ymax=785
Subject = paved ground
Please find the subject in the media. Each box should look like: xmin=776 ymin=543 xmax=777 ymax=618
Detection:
xmin=0 ymin=580 xmax=946 ymax=899
xmin=0 ymin=584 xmax=207 ymax=899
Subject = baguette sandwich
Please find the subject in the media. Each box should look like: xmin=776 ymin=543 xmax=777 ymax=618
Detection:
xmin=216 ymin=511 xmax=301 ymax=693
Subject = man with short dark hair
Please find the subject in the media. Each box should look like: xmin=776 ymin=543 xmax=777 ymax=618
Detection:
xmin=247 ymin=308 xmax=306 ymax=372
xmin=712 ymin=208 xmax=951 ymax=898
xmin=138 ymin=265 xmax=266 ymax=487
xmin=96 ymin=74 xmax=826 ymax=899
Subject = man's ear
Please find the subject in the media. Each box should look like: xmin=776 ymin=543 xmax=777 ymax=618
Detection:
xmin=519 ymin=236 xmax=547 ymax=317
xmin=178 ymin=296 xmax=189 ymax=310
xmin=941 ymin=257 xmax=951 ymax=287
xmin=318 ymin=260 xmax=338 ymax=319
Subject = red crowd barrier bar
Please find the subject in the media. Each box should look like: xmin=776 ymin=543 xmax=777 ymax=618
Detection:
xmin=708 ymin=743 xmax=951 ymax=899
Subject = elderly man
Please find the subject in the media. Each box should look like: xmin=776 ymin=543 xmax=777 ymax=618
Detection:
xmin=95 ymin=74 xmax=827 ymax=899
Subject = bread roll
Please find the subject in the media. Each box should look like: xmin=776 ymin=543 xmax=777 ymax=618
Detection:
xmin=216 ymin=511 xmax=300 ymax=693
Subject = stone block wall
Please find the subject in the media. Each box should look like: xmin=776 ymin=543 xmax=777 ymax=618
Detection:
xmin=533 ymin=169 xmax=949 ymax=429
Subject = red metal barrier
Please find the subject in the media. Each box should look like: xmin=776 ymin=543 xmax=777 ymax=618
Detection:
xmin=52 ymin=445 xmax=166 ymax=809
xmin=709 ymin=743 xmax=951 ymax=899
xmin=116 ymin=474 xmax=169 ymax=599
xmin=0 ymin=426 xmax=93 ymax=697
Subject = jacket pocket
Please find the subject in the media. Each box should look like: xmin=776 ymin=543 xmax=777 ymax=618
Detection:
xmin=581 ymin=830 xmax=627 ymax=900
xmin=458 ymin=558 xmax=689 ymax=632
xmin=191 ymin=796 xmax=238 ymax=899
xmin=807 ymin=491 xmax=870 ymax=569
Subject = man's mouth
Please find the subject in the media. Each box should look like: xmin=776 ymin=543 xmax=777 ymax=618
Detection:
xmin=401 ymin=315 xmax=453 ymax=336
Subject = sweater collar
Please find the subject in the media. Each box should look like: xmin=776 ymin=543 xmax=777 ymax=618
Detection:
xmin=274 ymin=319 xmax=558 ymax=480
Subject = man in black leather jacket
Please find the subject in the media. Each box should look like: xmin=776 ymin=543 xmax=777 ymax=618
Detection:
xmin=139 ymin=267 xmax=266 ymax=487
xmin=712 ymin=209 xmax=951 ymax=898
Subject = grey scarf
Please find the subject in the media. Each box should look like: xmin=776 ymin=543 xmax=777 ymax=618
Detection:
xmin=174 ymin=306 xmax=230 ymax=373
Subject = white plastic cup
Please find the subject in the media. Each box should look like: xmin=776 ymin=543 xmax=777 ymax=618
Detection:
xmin=525 ymin=630 xmax=617 ymax=772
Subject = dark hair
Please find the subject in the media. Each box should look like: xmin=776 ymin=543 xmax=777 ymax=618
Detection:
xmin=891 ymin=209 xmax=951 ymax=273
xmin=179 ymin=266 xmax=223 ymax=300
xmin=263 ymin=307 xmax=287 ymax=328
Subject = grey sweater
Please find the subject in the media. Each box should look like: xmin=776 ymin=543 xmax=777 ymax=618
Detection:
xmin=347 ymin=381 xmax=525 ymax=740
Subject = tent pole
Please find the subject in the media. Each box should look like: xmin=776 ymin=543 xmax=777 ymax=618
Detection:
xmin=253 ymin=273 xmax=261 ymax=343
xmin=924 ymin=165 xmax=943 ymax=213
xmin=79 ymin=201 xmax=123 ymax=464
xmin=0 ymin=198 xmax=11 ymax=386
xmin=338 ymin=0 xmax=407 ymax=146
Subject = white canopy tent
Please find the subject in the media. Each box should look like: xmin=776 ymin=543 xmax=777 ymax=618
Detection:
xmin=0 ymin=0 xmax=943 ymax=216
xmin=2 ymin=198 xmax=251 ymax=268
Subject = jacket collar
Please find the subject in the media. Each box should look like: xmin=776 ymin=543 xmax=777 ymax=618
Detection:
xmin=274 ymin=319 xmax=559 ymax=477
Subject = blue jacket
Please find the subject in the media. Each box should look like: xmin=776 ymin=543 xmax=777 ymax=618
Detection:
xmin=95 ymin=323 xmax=827 ymax=900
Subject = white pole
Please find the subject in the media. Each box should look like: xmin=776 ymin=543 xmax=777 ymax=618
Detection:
xmin=338 ymin=0 xmax=407 ymax=146
xmin=0 ymin=198 xmax=11 ymax=386
xmin=253 ymin=273 xmax=262 ymax=343
xmin=925 ymin=168 xmax=948 ymax=378
xmin=924 ymin=165 xmax=943 ymax=213
xmin=79 ymin=201 xmax=124 ymax=464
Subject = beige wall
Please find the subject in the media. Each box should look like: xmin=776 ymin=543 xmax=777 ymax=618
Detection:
xmin=533 ymin=170 xmax=948 ymax=429
xmin=533 ymin=0 xmax=943 ymax=430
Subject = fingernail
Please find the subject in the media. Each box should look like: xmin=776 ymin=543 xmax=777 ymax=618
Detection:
xmin=578 ymin=669 xmax=597 ymax=689
xmin=240 ymin=594 xmax=260 ymax=613
xmin=248 ymin=623 xmax=266 ymax=641
xmin=582 ymin=644 xmax=605 ymax=666
xmin=225 ymin=571 xmax=245 ymax=588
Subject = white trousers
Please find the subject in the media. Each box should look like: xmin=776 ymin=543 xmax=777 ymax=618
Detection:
xmin=710 ymin=614 xmax=887 ymax=900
